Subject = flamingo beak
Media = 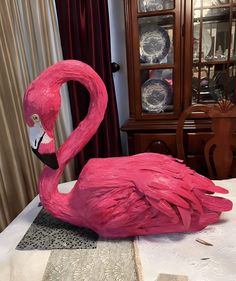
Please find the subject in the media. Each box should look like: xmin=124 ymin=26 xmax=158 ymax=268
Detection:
xmin=28 ymin=122 xmax=59 ymax=169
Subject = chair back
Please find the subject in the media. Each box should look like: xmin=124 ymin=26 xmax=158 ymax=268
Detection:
xmin=176 ymin=100 xmax=236 ymax=179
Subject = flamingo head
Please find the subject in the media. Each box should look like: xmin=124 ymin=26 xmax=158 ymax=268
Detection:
xmin=23 ymin=79 xmax=60 ymax=169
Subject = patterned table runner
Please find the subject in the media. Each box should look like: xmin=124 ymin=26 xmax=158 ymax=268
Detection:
xmin=43 ymin=238 xmax=139 ymax=281
xmin=16 ymin=209 xmax=98 ymax=250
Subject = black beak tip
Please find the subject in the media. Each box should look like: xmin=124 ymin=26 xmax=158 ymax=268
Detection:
xmin=32 ymin=148 xmax=59 ymax=170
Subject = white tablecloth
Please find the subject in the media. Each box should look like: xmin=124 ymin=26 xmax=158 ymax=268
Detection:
xmin=0 ymin=179 xmax=235 ymax=281
xmin=136 ymin=178 xmax=236 ymax=281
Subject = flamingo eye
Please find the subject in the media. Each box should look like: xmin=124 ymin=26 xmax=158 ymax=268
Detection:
xmin=31 ymin=114 xmax=40 ymax=123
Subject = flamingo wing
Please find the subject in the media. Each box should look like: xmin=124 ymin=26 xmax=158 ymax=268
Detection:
xmin=75 ymin=153 xmax=232 ymax=237
xmin=133 ymin=155 xmax=232 ymax=227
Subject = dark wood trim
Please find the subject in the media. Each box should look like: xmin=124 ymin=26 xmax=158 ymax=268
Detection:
xmin=183 ymin=0 xmax=193 ymax=109
xmin=121 ymin=118 xmax=213 ymax=132
xmin=123 ymin=0 xmax=136 ymax=117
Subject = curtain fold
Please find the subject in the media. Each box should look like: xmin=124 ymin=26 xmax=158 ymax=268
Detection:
xmin=0 ymin=0 xmax=74 ymax=231
xmin=55 ymin=0 xmax=122 ymax=175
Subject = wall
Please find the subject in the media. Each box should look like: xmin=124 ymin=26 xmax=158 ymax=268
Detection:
xmin=108 ymin=0 xmax=129 ymax=155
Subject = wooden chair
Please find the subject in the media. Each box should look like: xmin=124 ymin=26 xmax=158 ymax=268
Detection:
xmin=176 ymin=99 xmax=236 ymax=179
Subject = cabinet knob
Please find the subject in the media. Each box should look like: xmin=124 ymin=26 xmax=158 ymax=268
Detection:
xmin=111 ymin=62 xmax=120 ymax=73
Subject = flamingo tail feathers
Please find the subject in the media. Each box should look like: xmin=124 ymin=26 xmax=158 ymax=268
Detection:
xmin=194 ymin=189 xmax=233 ymax=212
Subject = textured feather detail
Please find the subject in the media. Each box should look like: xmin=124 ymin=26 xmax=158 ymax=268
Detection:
xmin=194 ymin=189 xmax=232 ymax=212
xmin=177 ymin=206 xmax=191 ymax=230
xmin=145 ymin=187 xmax=190 ymax=209
xmin=145 ymin=197 xmax=179 ymax=222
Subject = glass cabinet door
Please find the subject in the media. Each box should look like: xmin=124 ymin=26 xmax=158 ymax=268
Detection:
xmin=139 ymin=15 xmax=174 ymax=113
xmin=192 ymin=0 xmax=236 ymax=104
xmin=135 ymin=0 xmax=179 ymax=117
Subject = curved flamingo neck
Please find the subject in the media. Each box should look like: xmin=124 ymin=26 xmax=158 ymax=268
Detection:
xmin=38 ymin=60 xmax=108 ymax=166
xmin=37 ymin=60 xmax=108 ymax=215
xmin=56 ymin=67 xmax=108 ymax=167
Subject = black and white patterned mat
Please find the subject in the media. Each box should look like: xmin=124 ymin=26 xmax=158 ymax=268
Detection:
xmin=16 ymin=208 xmax=98 ymax=250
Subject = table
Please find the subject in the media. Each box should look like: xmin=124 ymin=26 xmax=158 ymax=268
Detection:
xmin=0 ymin=179 xmax=235 ymax=281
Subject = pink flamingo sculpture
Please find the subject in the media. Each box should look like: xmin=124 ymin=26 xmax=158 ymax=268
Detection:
xmin=23 ymin=60 xmax=232 ymax=238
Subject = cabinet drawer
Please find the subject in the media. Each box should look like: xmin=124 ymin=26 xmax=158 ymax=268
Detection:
xmin=128 ymin=133 xmax=176 ymax=156
xmin=185 ymin=132 xmax=213 ymax=155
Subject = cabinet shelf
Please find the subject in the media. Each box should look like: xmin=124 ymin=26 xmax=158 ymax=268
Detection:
xmin=194 ymin=4 xmax=231 ymax=10
xmin=140 ymin=63 xmax=174 ymax=70
xmin=193 ymin=60 xmax=236 ymax=66
xmin=137 ymin=10 xmax=175 ymax=18
xmin=194 ymin=14 xmax=234 ymax=24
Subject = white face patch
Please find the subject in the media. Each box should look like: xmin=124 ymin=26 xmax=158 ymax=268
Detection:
xmin=29 ymin=122 xmax=52 ymax=149
xmin=41 ymin=132 xmax=52 ymax=144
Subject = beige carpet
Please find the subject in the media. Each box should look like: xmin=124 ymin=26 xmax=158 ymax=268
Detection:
xmin=42 ymin=238 xmax=139 ymax=281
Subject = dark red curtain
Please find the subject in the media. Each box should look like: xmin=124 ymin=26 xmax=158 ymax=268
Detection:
xmin=55 ymin=0 xmax=122 ymax=176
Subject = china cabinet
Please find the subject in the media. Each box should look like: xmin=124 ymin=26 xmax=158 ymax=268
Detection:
xmin=122 ymin=0 xmax=236 ymax=176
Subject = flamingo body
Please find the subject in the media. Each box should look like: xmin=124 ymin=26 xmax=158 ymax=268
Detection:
xmin=23 ymin=60 xmax=232 ymax=238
